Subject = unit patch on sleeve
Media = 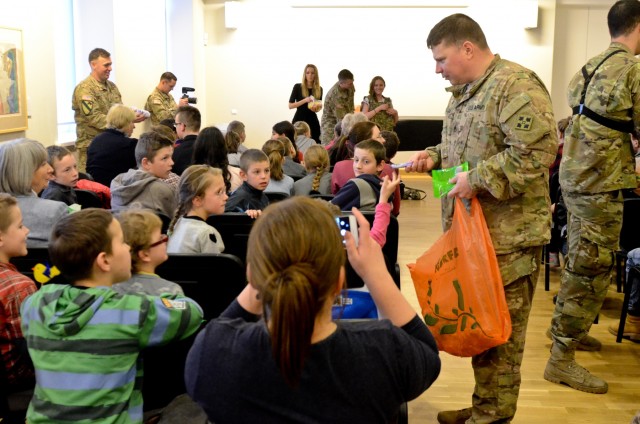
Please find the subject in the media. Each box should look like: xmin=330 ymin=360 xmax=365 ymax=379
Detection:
xmin=515 ymin=115 xmax=533 ymax=131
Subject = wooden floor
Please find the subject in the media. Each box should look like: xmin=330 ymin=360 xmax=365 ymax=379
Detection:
xmin=396 ymin=173 xmax=640 ymax=424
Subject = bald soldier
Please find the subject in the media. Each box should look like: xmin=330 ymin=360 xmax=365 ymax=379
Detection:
xmin=406 ymin=14 xmax=557 ymax=424
xmin=72 ymin=48 xmax=146 ymax=172
xmin=145 ymin=72 xmax=188 ymax=125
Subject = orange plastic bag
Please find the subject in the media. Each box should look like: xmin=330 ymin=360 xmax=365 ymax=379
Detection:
xmin=408 ymin=197 xmax=511 ymax=357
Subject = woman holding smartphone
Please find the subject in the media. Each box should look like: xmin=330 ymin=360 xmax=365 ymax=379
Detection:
xmin=185 ymin=197 xmax=441 ymax=422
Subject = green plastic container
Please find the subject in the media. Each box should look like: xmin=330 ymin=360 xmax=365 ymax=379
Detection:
xmin=432 ymin=162 xmax=469 ymax=198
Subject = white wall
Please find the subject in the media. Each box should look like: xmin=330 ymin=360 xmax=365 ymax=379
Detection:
xmin=0 ymin=0 xmax=58 ymax=144
xmin=551 ymin=3 xmax=610 ymax=121
xmin=203 ymin=0 xmax=556 ymax=152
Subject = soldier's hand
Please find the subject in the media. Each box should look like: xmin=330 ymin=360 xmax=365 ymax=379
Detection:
xmin=447 ymin=171 xmax=474 ymax=199
xmin=405 ymin=151 xmax=434 ymax=173
xmin=179 ymin=98 xmax=189 ymax=106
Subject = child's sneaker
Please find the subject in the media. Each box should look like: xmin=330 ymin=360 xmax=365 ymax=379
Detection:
xmin=549 ymin=252 xmax=560 ymax=267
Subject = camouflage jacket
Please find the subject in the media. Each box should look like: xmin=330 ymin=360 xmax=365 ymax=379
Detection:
xmin=364 ymin=95 xmax=396 ymax=132
xmin=426 ymin=55 xmax=557 ymax=255
xmin=145 ymin=87 xmax=178 ymax=125
xmin=560 ymin=42 xmax=640 ymax=194
xmin=320 ymin=81 xmax=354 ymax=144
xmin=72 ymin=76 xmax=122 ymax=144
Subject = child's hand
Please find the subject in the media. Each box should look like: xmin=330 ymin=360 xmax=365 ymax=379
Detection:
xmin=245 ymin=209 xmax=262 ymax=219
xmin=379 ymin=173 xmax=400 ymax=204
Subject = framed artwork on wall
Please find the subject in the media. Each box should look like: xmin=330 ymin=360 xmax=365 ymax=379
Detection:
xmin=0 ymin=26 xmax=27 ymax=134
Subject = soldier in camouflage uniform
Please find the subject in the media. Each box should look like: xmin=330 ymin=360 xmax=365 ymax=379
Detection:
xmin=320 ymin=69 xmax=354 ymax=145
xmin=545 ymin=0 xmax=640 ymax=395
xmin=145 ymin=72 xmax=188 ymax=126
xmin=407 ymin=14 xmax=557 ymax=423
xmin=72 ymin=48 xmax=146 ymax=172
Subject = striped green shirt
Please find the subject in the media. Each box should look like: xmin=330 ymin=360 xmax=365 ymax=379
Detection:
xmin=20 ymin=283 xmax=203 ymax=423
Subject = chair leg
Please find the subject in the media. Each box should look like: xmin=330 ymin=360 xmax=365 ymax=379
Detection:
xmin=616 ymin=255 xmax=625 ymax=293
xmin=617 ymin=267 xmax=634 ymax=343
xmin=544 ymin=245 xmax=550 ymax=292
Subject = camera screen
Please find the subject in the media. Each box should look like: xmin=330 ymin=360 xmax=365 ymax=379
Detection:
xmin=336 ymin=216 xmax=350 ymax=245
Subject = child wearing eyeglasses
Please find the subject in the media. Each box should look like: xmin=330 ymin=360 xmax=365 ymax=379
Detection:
xmin=113 ymin=209 xmax=183 ymax=296
xmin=167 ymin=165 xmax=228 ymax=254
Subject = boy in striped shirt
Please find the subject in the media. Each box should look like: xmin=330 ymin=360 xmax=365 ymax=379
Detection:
xmin=20 ymin=209 xmax=203 ymax=423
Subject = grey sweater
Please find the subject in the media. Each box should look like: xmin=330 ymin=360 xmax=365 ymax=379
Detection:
xmin=110 ymin=169 xmax=177 ymax=218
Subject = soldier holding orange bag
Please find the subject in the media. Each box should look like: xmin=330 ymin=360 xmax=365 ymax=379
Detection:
xmin=407 ymin=13 xmax=557 ymax=424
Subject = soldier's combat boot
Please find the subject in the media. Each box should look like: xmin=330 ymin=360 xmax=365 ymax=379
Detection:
xmin=608 ymin=315 xmax=640 ymax=342
xmin=544 ymin=343 xmax=608 ymax=394
xmin=546 ymin=328 xmax=602 ymax=351
xmin=437 ymin=407 xmax=472 ymax=424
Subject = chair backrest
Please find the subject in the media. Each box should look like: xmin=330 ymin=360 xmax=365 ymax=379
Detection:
xmin=620 ymin=198 xmax=640 ymax=252
xmin=207 ymin=213 xmax=256 ymax=264
xmin=156 ymin=212 xmax=172 ymax=235
xmin=155 ymin=253 xmax=246 ymax=321
xmin=344 ymin=211 xmax=400 ymax=289
xmin=144 ymin=253 xmax=246 ymax=412
xmin=10 ymin=248 xmax=51 ymax=284
xmin=265 ymin=191 xmax=289 ymax=204
xmin=75 ymin=189 xmax=104 ymax=209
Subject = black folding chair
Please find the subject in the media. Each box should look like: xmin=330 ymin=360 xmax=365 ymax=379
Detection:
xmin=344 ymin=212 xmax=400 ymax=289
xmin=75 ymin=189 xmax=104 ymax=209
xmin=10 ymin=247 xmax=52 ymax=284
xmin=207 ymin=213 xmax=256 ymax=264
xmin=144 ymin=253 xmax=246 ymax=412
xmin=615 ymin=198 xmax=640 ymax=292
xmin=616 ymin=265 xmax=640 ymax=343
xmin=265 ymin=192 xmax=289 ymax=204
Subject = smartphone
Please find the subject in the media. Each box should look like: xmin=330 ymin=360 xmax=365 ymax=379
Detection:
xmin=336 ymin=215 xmax=358 ymax=246
xmin=391 ymin=161 xmax=413 ymax=169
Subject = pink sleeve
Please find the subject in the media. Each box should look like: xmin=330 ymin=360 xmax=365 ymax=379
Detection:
xmin=381 ymin=164 xmax=400 ymax=216
xmin=370 ymin=202 xmax=391 ymax=247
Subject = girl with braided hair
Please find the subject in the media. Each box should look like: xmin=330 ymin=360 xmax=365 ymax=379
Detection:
xmin=166 ymin=165 xmax=227 ymax=254
xmin=293 ymin=145 xmax=331 ymax=196
xmin=185 ymin=197 xmax=440 ymax=422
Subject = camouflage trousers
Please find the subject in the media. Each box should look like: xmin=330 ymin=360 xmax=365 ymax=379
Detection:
xmin=75 ymin=137 xmax=90 ymax=173
xmin=469 ymin=246 xmax=542 ymax=424
xmin=320 ymin=116 xmax=337 ymax=145
xmin=550 ymin=190 xmax=623 ymax=350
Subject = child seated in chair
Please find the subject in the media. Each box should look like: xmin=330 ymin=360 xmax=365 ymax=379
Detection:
xmin=111 ymin=131 xmax=177 ymax=218
xmin=0 ymin=193 xmax=37 ymax=392
xmin=225 ymin=149 xmax=269 ymax=216
xmin=293 ymin=145 xmax=332 ymax=196
xmin=113 ymin=209 xmax=183 ymax=296
xmin=331 ymin=139 xmax=394 ymax=213
xmin=20 ymin=208 xmax=203 ymax=423
xmin=42 ymin=146 xmax=111 ymax=208
xmin=168 ymin=165 xmax=228 ymax=254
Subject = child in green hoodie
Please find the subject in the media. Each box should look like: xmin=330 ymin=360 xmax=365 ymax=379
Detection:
xmin=20 ymin=208 xmax=203 ymax=424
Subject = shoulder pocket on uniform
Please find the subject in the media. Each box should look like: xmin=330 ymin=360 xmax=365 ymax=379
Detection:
xmin=499 ymin=93 xmax=531 ymax=123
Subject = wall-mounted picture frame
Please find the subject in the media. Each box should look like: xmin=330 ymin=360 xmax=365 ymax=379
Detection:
xmin=0 ymin=26 xmax=27 ymax=134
